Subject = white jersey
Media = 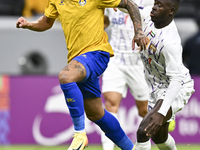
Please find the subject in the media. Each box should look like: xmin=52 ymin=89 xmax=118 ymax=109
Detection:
xmin=140 ymin=6 xmax=190 ymax=92
xmin=140 ymin=6 xmax=194 ymax=116
xmin=104 ymin=0 xmax=154 ymax=65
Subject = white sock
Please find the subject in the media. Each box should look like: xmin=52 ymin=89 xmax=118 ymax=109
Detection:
xmin=156 ymin=134 xmax=177 ymax=150
xmin=101 ymin=112 xmax=117 ymax=150
xmin=135 ymin=140 xmax=151 ymax=150
xmin=74 ymin=129 xmax=85 ymax=133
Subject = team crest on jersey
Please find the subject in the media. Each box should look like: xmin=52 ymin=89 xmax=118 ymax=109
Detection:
xmin=79 ymin=0 xmax=87 ymax=6
xmin=59 ymin=0 xmax=64 ymax=5
xmin=148 ymin=43 xmax=156 ymax=55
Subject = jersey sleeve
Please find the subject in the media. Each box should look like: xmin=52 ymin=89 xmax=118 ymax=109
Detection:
xmin=157 ymin=44 xmax=182 ymax=116
xmin=157 ymin=79 xmax=181 ymax=116
xmin=163 ymin=44 xmax=183 ymax=81
xmin=97 ymin=0 xmax=121 ymax=8
xmin=44 ymin=0 xmax=58 ymax=18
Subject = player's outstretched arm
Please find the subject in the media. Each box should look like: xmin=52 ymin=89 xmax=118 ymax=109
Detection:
xmin=117 ymin=0 xmax=147 ymax=50
xmin=16 ymin=15 xmax=55 ymax=32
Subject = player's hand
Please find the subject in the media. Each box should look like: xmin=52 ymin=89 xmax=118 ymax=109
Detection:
xmin=144 ymin=112 xmax=164 ymax=136
xmin=132 ymin=33 xmax=148 ymax=50
xmin=16 ymin=17 xmax=29 ymax=29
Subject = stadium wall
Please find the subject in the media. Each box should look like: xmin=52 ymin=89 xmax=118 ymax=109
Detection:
xmin=0 ymin=17 xmax=198 ymax=75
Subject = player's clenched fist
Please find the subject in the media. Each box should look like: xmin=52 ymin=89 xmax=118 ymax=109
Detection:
xmin=16 ymin=17 xmax=29 ymax=29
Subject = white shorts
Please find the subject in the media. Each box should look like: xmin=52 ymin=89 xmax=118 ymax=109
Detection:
xmin=102 ymin=53 xmax=149 ymax=101
xmin=148 ymin=79 xmax=195 ymax=122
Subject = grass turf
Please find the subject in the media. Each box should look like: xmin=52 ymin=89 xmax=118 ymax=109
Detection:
xmin=0 ymin=144 xmax=200 ymax=150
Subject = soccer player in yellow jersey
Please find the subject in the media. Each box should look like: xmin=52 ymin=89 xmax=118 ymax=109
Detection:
xmin=16 ymin=0 xmax=148 ymax=149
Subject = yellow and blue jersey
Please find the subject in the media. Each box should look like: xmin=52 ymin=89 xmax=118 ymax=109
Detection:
xmin=45 ymin=0 xmax=121 ymax=62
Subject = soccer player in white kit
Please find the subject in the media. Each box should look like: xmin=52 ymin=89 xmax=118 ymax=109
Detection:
xmin=134 ymin=0 xmax=195 ymax=149
xmin=101 ymin=1 xmax=154 ymax=150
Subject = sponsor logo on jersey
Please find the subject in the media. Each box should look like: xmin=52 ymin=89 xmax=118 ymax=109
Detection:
xmin=112 ymin=18 xmax=125 ymax=25
xmin=111 ymin=14 xmax=132 ymax=26
xmin=79 ymin=0 xmax=87 ymax=6
xmin=124 ymin=15 xmax=129 ymax=25
xmin=59 ymin=0 xmax=64 ymax=5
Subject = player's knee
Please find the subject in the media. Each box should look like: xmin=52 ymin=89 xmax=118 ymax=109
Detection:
xmin=85 ymin=114 xmax=94 ymax=122
xmin=105 ymin=101 xmax=118 ymax=112
xmin=137 ymin=127 xmax=149 ymax=142
xmin=86 ymin=113 xmax=102 ymax=122
xmin=136 ymin=101 xmax=148 ymax=118
xmin=58 ymin=70 xmax=73 ymax=84
xmin=104 ymin=96 xmax=120 ymax=112
xmin=104 ymin=94 xmax=115 ymax=104
xmin=85 ymin=110 xmax=104 ymax=122
xmin=151 ymin=134 xmax=167 ymax=144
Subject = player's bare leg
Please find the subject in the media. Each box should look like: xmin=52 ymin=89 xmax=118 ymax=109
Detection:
xmin=101 ymin=92 xmax=148 ymax=150
xmin=135 ymin=100 xmax=177 ymax=150
xmin=59 ymin=60 xmax=88 ymax=150
xmin=85 ymin=96 xmax=134 ymax=150
xmin=135 ymin=100 xmax=148 ymax=118
xmin=101 ymin=92 xmax=122 ymax=150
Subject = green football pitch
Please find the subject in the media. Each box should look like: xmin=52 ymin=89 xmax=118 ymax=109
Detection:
xmin=0 ymin=144 xmax=200 ymax=150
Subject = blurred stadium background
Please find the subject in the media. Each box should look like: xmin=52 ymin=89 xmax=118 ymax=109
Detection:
xmin=0 ymin=0 xmax=200 ymax=149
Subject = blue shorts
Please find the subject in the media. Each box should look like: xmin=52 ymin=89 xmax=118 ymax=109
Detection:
xmin=73 ymin=51 xmax=110 ymax=99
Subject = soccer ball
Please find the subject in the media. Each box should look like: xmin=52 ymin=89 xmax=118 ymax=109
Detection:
xmin=118 ymin=8 xmax=129 ymax=14
xmin=168 ymin=120 xmax=176 ymax=132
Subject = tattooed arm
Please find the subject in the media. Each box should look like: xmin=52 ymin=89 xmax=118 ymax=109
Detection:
xmin=117 ymin=0 xmax=147 ymax=50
